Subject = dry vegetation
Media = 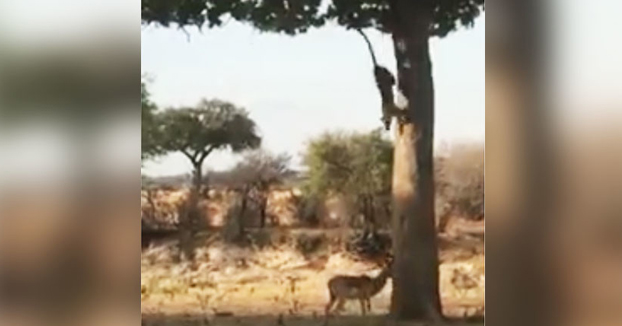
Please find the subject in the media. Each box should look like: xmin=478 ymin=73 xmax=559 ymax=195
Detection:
xmin=141 ymin=229 xmax=484 ymax=325
xmin=141 ymin=144 xmax=484 ymax=325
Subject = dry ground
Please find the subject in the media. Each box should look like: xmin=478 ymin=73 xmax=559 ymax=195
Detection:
xmin=141 ymin=228 xmax=484 ymax=325
xmin=142 ymin=314 xmax=484 ymax=326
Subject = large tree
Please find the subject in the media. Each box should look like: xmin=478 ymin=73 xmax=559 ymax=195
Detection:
xmin=158 ymin=99 xmax=261 ymax=229
xmin=142 ymin=0 xmax=484 ymax=320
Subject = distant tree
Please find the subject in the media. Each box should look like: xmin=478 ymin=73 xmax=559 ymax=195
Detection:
xmin=230 ymin=150 xmax=293 ymax=228
xmin=435 ymin=144 xmax=484 ymax=232
xmin=141 ymin=82 xmax=161 ymax=161
xmin=303 ymin=129 xmax=393 ymax=230
xmin=158 ymin=99 xmax=261 ymax=228
xmin=142 ymin=0 xmax=484 ymax=319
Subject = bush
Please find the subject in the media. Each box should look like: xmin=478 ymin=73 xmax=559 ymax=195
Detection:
xmin=346 ymin=230 xmax=392 ymax=260
xmin=295 ymin=234 xmax=325 ymax=257
xmin=295 ymin=194 xmax=321 ymax=227
xmin=435 ymin=143 xmax=484 ymax=228
xmin=302 ymin=130 xmax=392 ymax=228
xmin=221 ymin=196 xmax=248 ymax=245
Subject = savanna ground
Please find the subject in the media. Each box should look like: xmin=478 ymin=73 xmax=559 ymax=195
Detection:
xmin=141 ymin=223 xmax=484 ymax=326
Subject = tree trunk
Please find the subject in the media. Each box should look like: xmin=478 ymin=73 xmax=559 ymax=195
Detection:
xmin=358 ymin=195 xmax=369 ymax=230
xmin=259 ymin=195 xmax=267 ymax=228
xmin=389 ymin=0 xmax=442 ymax=321
xmin=383 ymin=199 xmax=392 ymax=226
xmin=239 ymin=186 xmax=249 ymax=237
xmin=366 ymin=194 xmax=377 ymax=233
xmin=193 ymin=162 xmax=202 ymax=195
xmin=202 ymin=175 xmax=210 ymax=198
xmin=185 ymin=161 xmax=203 ymax=231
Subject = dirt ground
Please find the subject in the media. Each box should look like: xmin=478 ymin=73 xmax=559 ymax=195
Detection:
xmin=141 ymin=228 xmax=484 ymax=325
xmin=142 ymin=314 xmax=484 ymax=326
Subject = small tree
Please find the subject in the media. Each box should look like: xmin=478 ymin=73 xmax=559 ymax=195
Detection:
xmin=230 ymin=150 xmax=293 ymax=228
xmin=303 ymin=129 xmax=393 ymax=229
xmin=158 ymin=99 xmax=261 ymax=229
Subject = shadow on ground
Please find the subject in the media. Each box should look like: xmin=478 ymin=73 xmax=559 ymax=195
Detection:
xmin=141 ymin=314 xmax=484 ymax=326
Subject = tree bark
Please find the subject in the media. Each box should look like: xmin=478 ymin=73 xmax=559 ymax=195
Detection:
xmin=185 ymin=160 xmax=203 ymax=231
xmin=389 ymin=0 xmax=442 ymax=321
xmin=259 ymin=194 xmax=268 ymax=228
xmin=365 ymin=194 xmax=377 ymax=233
xmin=358 ymin=195 xmax=369 ymax=230
xmin=193 ymin=161 xmax=202 ymax=195
xmin=202 ymin=175 xmax=210 ymax=198
xmin=239 ymin=186 xmax=249 ymax=236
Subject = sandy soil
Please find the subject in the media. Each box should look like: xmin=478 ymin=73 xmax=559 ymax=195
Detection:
xmin=141 ymin=230 xmax=484 ymax=325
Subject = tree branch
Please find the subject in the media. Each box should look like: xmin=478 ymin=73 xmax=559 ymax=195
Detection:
xmin=324 ymin=155 xmax=353 ymax=175
xmin=198 ymin=145 xmax=216 ymax=164
xmin=180 ymin=149 xmax=195 ymax=162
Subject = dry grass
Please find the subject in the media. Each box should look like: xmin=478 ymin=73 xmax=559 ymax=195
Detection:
xmin=141 ymin=229 xmax=484 ymax=323
xmin=142 ymin=314 xmax=484 ymax=326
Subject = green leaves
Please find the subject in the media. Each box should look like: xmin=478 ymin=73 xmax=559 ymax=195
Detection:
xmin=141 ymin=82 xmax=162 ymax=160
xmin=302 ymin=129 xmax=393 ymax=198
xmin=142 ymin=0 xmax=484 ymax=38
xmin=430 ymin=0 xmax=485 ymax=37
xmin=325 ymin=0 xmax=392 ymax=32
xmin=142 ymin=0 xmax=326 ymax=35
xmin=157 ymin=99 xmax=261 ymax=164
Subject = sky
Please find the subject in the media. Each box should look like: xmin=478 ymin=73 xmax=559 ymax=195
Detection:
xmin=141 ymin=15 xmax=485 ymax=177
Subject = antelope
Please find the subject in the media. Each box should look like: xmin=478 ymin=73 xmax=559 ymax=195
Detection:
xmin=324 ymin=256 xmax=393 ymax=317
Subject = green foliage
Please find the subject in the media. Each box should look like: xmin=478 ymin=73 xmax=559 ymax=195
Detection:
xmin=141 ymin=81 xmax=162 ymax=160
xmin=158 ymin=99 xmax=261 ymax=166
xmin=327 ymin=0 xmax=484 ymax=37
xmin=303 ymin=129 xmax=392 ymax=200
xmin=296 ymin=233 xmax=326 ymax=257
xmin=142 ymin=0 xmax=484 ymax=38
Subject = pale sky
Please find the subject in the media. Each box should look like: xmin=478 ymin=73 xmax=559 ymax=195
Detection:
xmin=141 ymin=15 xmax=485 ymax=177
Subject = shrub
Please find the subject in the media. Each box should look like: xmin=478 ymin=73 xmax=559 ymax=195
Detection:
xmin=302 ymin=130 xmax=393 ymax=229
xmin=296 ymin=234 xmax=325 ymax=257
xmin=294 ymin=194 xmax=321 ymax=227
xmin=221 ymin=196 xmax=248 ymax=245
xmin=435 ymin=143 xmax=484 ymax=229
xmin=346 ymin=230 xmax=392 ymax=260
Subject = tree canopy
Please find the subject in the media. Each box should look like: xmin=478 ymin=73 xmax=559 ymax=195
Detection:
xmin=141 ymin=81 xmax=161 ymax=160
xmin=142 ymin=0 xmax=484 ymax=37
xmin=158 ymin=99 xmax=261 ymax=169
xmin=304 ymin=129 xmax=392 ymax=196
